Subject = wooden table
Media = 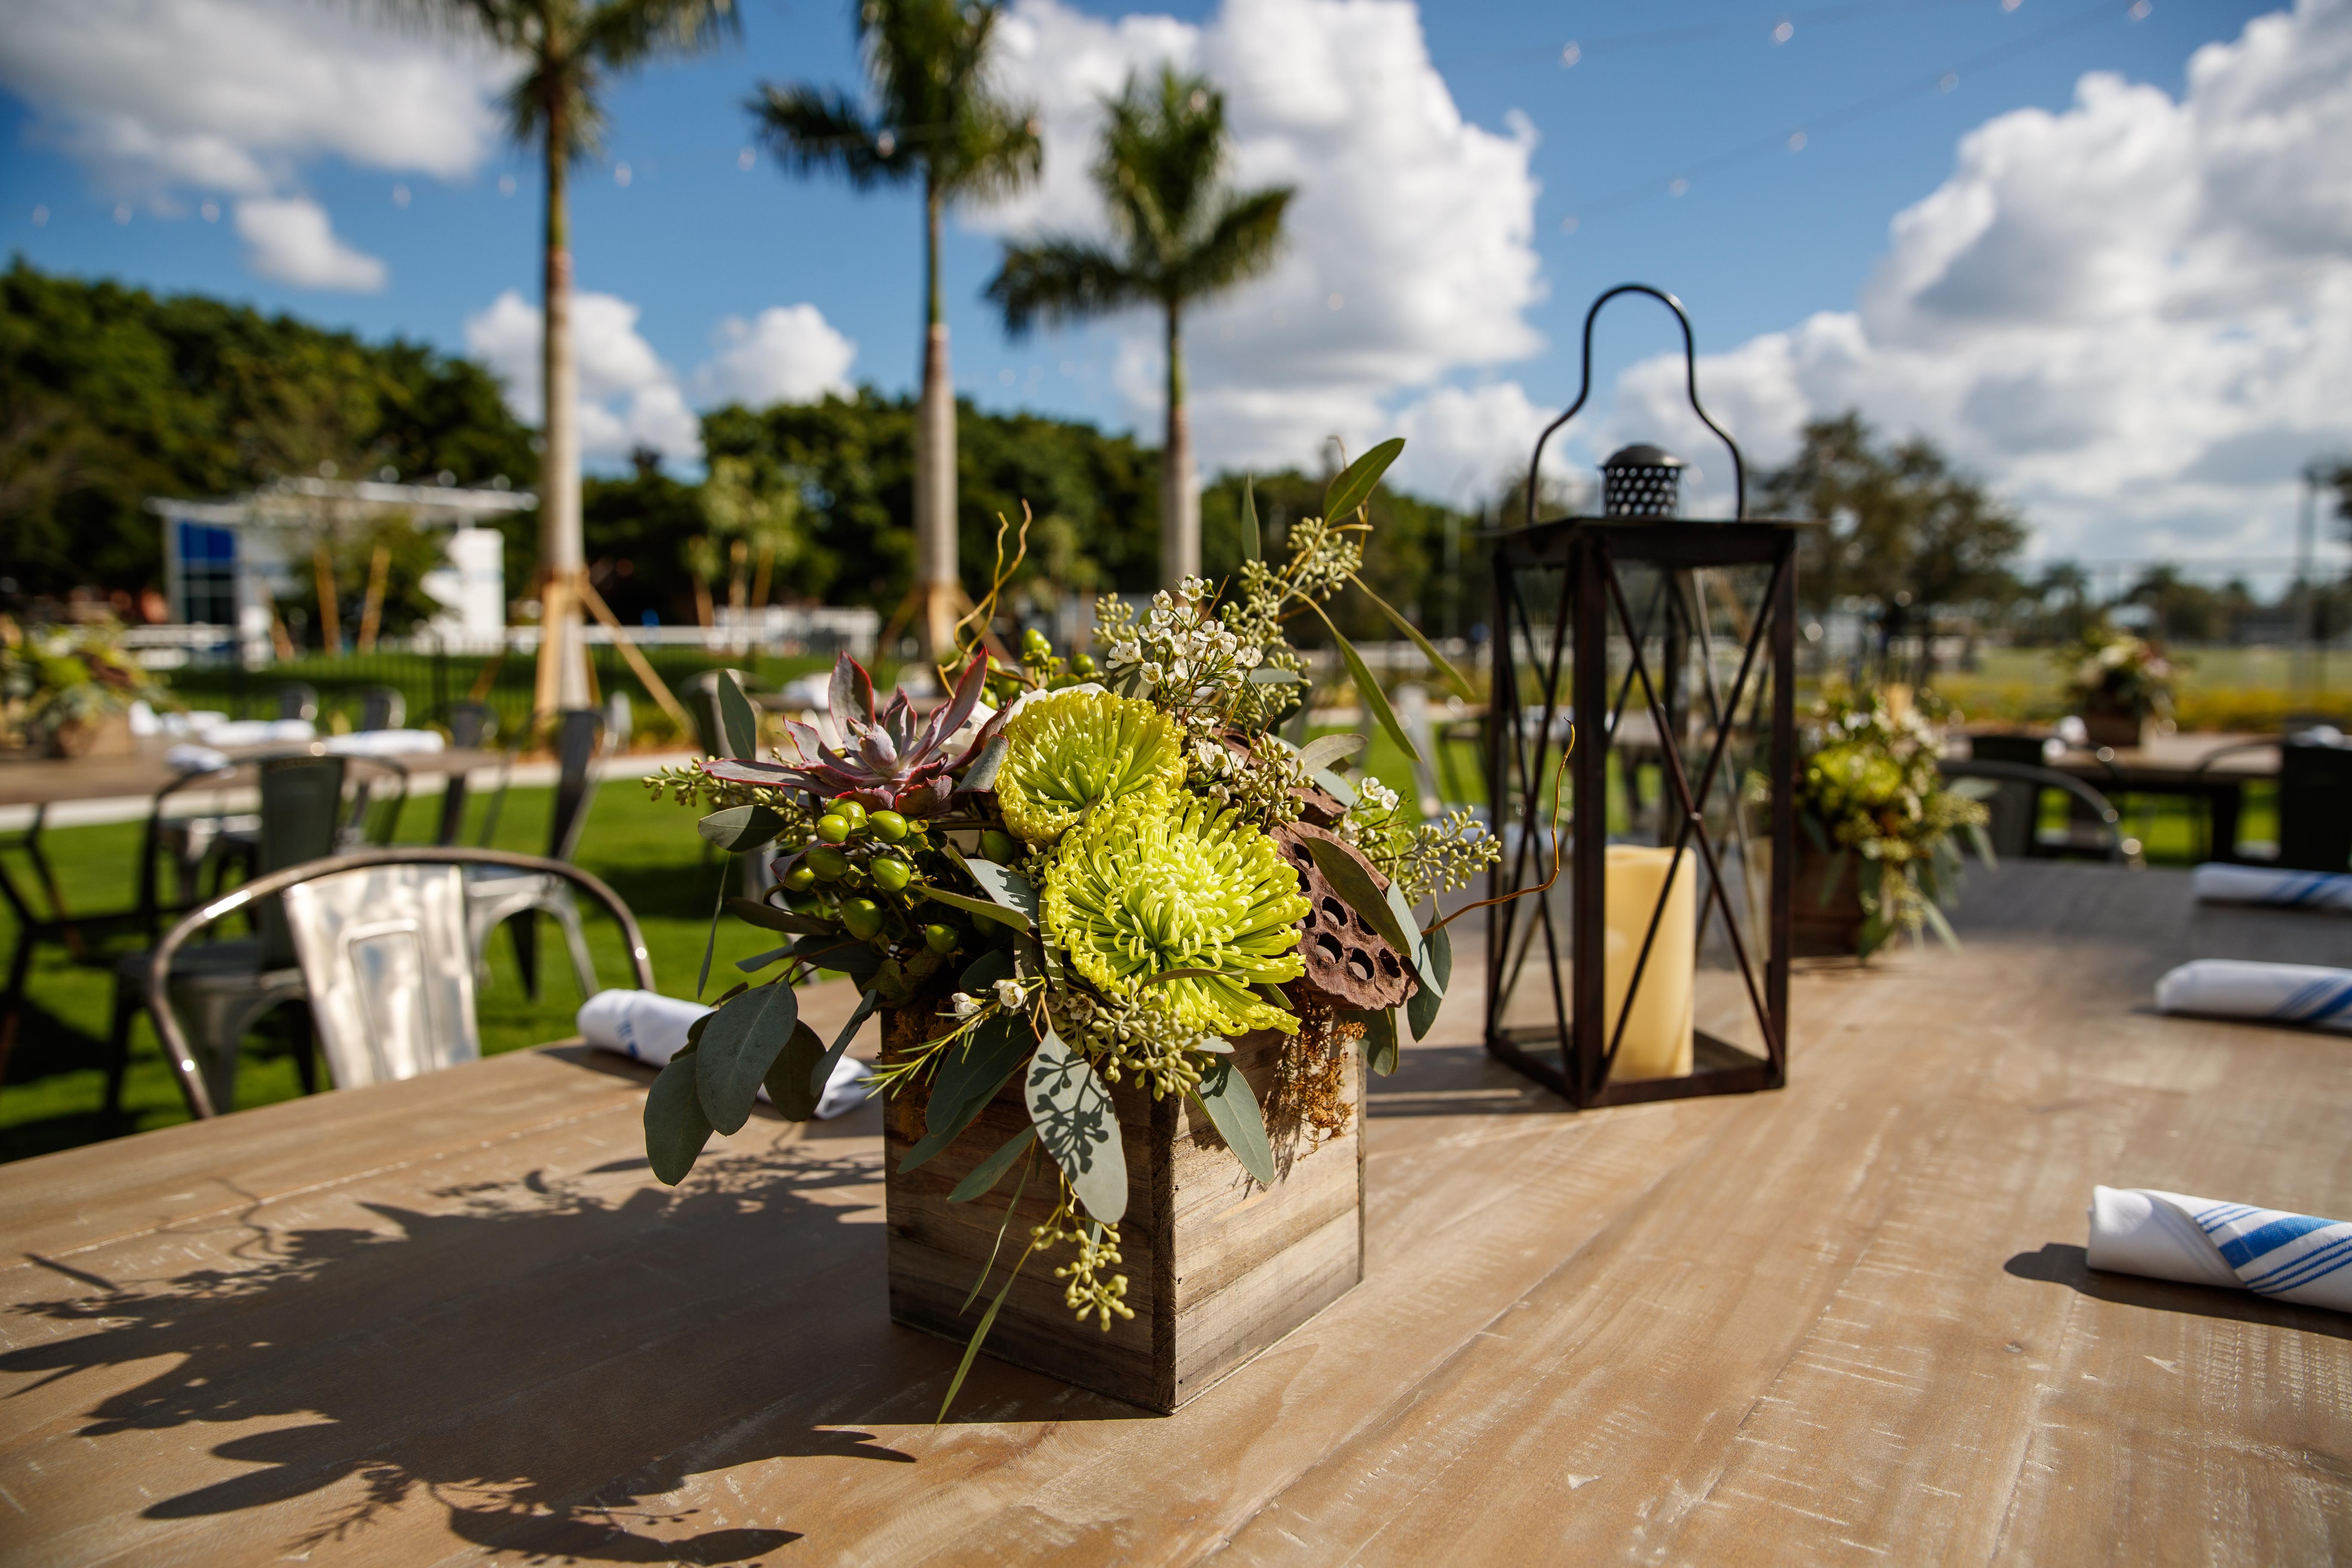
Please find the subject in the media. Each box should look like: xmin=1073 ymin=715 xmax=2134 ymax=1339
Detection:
xmin=1971 ymin=732 xmax=2280 ymax=860
xmin=0 ymin=744 xmax=504 ymax=811
xmin=4 ymin=863 xmax=2349 ymax=1564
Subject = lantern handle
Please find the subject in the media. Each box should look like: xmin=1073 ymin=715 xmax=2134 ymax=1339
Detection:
xmin=1523 ymin=283 xmax=1746 ymax=528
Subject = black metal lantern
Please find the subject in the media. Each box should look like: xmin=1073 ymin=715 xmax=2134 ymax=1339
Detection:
xmin=1483 ymin=285 xmax=1799 ymax=1108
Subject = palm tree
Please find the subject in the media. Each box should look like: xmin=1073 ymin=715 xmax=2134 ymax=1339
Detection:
xmin=404 ymin=0 xmax=739 ymax=716
xmin=986 ymin=67 xmax=1290 ymax=589
xmin=752 ymin=0 xmax=1039 ymax=659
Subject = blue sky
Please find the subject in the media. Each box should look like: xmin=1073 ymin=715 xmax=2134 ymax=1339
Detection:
xmin=3 ymin=0 xmax=2347 ymax=565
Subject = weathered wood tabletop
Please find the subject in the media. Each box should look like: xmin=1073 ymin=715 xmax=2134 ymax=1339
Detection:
xmin=3 ymin=862 xmax=2349 ymax=1565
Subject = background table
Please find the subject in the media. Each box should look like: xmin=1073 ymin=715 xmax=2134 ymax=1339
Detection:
xmin=3 ymin=863 xmax=2348 ymax=1564
xmin=0 ymin=744 xmax=504 ymax=811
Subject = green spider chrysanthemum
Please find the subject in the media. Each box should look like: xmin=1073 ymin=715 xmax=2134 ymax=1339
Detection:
xmin=1042 ymin=787 xmax=1310 ymax=1036
xmin=996 ymin=688 xmax=1185 ymax=845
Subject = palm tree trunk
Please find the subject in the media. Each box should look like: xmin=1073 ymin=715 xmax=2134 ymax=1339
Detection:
xmin=915 ymin=179 xmax=958 ymax=658
xmin=536 ymin=92 xmax=590 ymax=717
xmin=1161 ymin=299 xmax=1198 ymax=589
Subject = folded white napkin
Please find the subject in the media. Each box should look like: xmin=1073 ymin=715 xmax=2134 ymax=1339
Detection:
xmin=576 ymin=989 xmax=872 ymax=1119
xmin=2155 ymin=960 xmax=2352 ymax=1031
xmin=2192 ymin=863 xmax=2352 ymax=913
xmin=322 ymin=728 xmax=446 ymax=758
xmin=196 ymin=718 xmax=317 ymax=747
xmin=164 ymin=743 xmax=232 ymax=775
xmin=2088 ymin=1185 xmax=2352 ymax=1311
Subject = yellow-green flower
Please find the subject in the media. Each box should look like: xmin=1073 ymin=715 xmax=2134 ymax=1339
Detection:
xmin=1042 ymin=788 xmax=1309 ymax=1035
xmin=995 ymin=688 xmax=1184 ymax=845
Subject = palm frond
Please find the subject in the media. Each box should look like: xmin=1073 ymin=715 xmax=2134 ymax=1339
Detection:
xmin=584 ymin=0 xmax=741 ymax=70
xmin=749 ymin=85 xmax=904 ymax=187
xmin=984 ymin=240 xmax=1146 ymax=337
xmin=1169 ymin=184 xmax=1292 ymax=300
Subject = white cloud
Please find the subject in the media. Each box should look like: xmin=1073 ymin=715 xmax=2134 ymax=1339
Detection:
xmin=0 ymin=0 xmax=509 ymax=291
xmin=234 ymin=196 xmax=386 ymax=291
xmin=466 ymin=291 xmax=861 ymax=466
xmin=1388 ymin=382 xmax=1586 ymax=508
xmin=980 ymin=0 xmax=1546 ymax=479
xmin=695 ymin=306 xmax=859 ymax=407
xmin=1599 ymin=0 xmax=2352 ymax=560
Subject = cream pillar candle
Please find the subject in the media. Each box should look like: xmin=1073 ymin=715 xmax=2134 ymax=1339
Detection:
xmin=1602 ymin=844 xmax=1695 ymax=1081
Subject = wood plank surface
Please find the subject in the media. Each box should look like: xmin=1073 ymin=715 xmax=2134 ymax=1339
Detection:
xmin=2 ymin=862 xmax=2349 ymax=1565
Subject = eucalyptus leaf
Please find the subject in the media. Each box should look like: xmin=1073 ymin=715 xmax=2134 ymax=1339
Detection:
xmin=1355 ymin=1006 xmax=1400 ymax=1076
xmin=1247 ymin=666 xmax=1303 ymax=685
xmin=763 ymin=1020 xmax=828 ymax=1121
xmin=789 ymin=931 xmax=880 ymax=976
xmin=696 ymin=867 xmax=726 ymax=999
xmin=922 ymin=884 xmax=1030 ymax=932
xmin=902 ymin=1012 xmax=1037 ymax=1173
xmin=726 ymin=897 xmax=835 ymax=935
xmin=957 ymin=734 xmax=1008 ymax=793
xmin=953 ymin=852 xmax=1041 ymax=930
xmin=1025 ymin=1028 xmax=1127 ymax=1224
xmin=1242 ymin=474 xmax=1261 ymax=562
xmin=1296 ymin=732 xmax=1367 ymax=773
xmin=1348 ymin=573 xmax=1475 ymax=700
xmin=735 ymin=944 xmax=792 ymax=974
xmin=695 ymin=981 xmax=800 ymax=1135
xmin=809 ymin=985 xmax=880 ymax=1098
xmin=1311 ymin=766 xmax=1358 ymax=807
xmin=1309 ymin=600 xmax=1420 ymax=764
xmin=697 ymin=805 xmax=790 ymax=854
xmin=949 ymin=1125 xmax=1038 ymax=1204
xmin=1382 ymin=879 xmax=1442 ymax=1000
xmin=644 ymin=1045 xmax=714 ymax=1185
xmin=717 ymin=670 xmax=760 ymax=758
xmin=1194 ymin=1058 xmax=1275 ymax=1187
xmin=960 ymin=947 xmax=1016 ymax=993
xmin=1322 ymin=436 xmax=1406 ymax=524
xmin=1407 ymin=919 xmax=1452 ymax=1041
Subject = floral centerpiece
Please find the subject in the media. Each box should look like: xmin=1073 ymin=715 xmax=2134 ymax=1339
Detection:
xmin=0 ymin=619 xmax=168 ymax=756
xmin=2059 ymin=619 xmax=2177 ymax=749
xmin=1791 ymin=685 xmax=1991 ymax=958
xmin=644 ymin=440 xmax=1500 ymax=1415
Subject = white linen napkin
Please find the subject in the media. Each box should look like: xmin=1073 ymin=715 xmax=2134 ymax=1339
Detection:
xmin=2193 ymin=863 xmax=2352 ymax=912
xmin=2154 ymin=960 xmax=2352 ymax=1031
xmin=576 ymin=989 xmax=872 ymax=1119
xmin=196 ymin=718 xmax=317 ymax=747
xmin=2088 ymin=1185 xmax=2352 ymax=1311
xmin=322 ymin=728 xmax=446 ymax=757
xmin=164 ymin=743 xmax=232 ymax=775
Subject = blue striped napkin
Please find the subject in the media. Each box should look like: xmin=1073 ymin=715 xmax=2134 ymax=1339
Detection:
xmin=2192 ymin=864 xmax=2352 ymax=912
xmin=2089 ymin=1186 xmax=2352 ymax=1311
xmin=2155 ymin=960 xmax=2352 ymax=1031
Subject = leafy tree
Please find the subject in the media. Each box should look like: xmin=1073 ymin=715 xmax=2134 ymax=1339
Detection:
xmin=751 ymin=0 xmax=1040 ymax=657
xmin=0 ymin=261 xmax=536 ymax=599
xmin=986 ymin=67 xmax=1291 ymax=590
xmin=1759 ymin=412 xmax=2026 ymax=617
xmin=399 ymin=0 xmax=740 ymax=708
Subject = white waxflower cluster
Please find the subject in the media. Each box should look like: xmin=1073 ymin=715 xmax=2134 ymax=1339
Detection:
xmin=1096 ymin=579 xmax=1265 ymax=736
xmin=1356 ymin=777 xmax=1401 ymax=813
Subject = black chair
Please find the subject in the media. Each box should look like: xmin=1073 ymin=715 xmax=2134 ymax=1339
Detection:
xmin=1939 ymin=758 xmax=2139 ymax=865
xmin=146 ymin=847 xmax=653 ymax=1119
xmin=276 ymin=683 xmax=320 ymax=723
xmin=464 ymin=708 xmax=612 ymax=999
xmin=358 ymin=685 xmax=407 ymax=732
xmin=2276 ymin=738 xmax=2352 ymax=873
xmin=437 ymin=701 xmax=509 ymax=846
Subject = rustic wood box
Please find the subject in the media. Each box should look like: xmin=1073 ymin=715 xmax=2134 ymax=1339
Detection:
xmin=883 ymin=1021 xmax=1364 ymax=1414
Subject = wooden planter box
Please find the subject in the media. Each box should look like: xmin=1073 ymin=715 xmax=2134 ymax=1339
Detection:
xmin=1792 ymin=844 xmax=1867 ymax=958
xmin=882 ymin=1013 xmax=1364 ymax=1414
xmin=2081 ymin=708 xmax=2146 ymax=751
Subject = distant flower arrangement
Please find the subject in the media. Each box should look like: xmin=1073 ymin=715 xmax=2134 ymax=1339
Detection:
xmin=2061 ymin=619 xmax=2178 ymax=721
xmin=644 ymin=438 xmax=1500 ymax=1415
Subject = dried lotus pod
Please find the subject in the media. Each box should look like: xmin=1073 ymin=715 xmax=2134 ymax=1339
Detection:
xmin=1272 ymin=822 xmax=1416 ymax=1011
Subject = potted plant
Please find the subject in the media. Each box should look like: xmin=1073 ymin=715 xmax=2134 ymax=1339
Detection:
xmin=0 ymin=620 xmax=166 ymax=758
xmin=643 ymin=440 xmax=1502 ymax=1416
xmin=1790 ymin=685 xmax=1991 ymax=959
xmin=2060 ymin=619 xmax=2177 ymax=750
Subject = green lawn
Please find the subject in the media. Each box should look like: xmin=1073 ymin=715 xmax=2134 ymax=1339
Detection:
xmin=0 ymin=775 xmax=786 ymax=1164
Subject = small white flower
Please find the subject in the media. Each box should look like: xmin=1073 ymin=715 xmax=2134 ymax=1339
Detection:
xmin=993 ymin=977 xmax=1026 ymax=1009
xmin=1111 ymin=640 xmax=1141 ymax=665
xmin=950 ymin=992 xmax=980 ymax=1018
xmin=1237 ymin=646 xmax=1262 ymax=668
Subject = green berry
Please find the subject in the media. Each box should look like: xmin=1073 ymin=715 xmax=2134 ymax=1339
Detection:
xmin=840 ymin=898 xmax=884 ymax=941
xmin=781 ymin=864 xmax=816 ymax=893
xmin=815 ymin=814 xmax=851 ymax=844
xmin=867 ymin=809 xmax=909 ymax=842
xmin=805 ymin=846 xmax=850 ymax=881
xmin=980 ymin=828 xmax=1018 ymax=864
xmin=1071 ymin=652 xmax=1097 ymax=677
xmin=1021 ymin=627 xmax=1051 ymax=662
xmin=834 ymin=799 xmax=868 ymax=830
xmin=871 ymin=858 xmax=912 ymax=894
xmin=923 ymin=923 xmax=960 ymax=954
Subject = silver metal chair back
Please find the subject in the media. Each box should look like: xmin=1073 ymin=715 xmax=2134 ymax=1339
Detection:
xmin=147 ymin=848 xmax=655 ymax=1118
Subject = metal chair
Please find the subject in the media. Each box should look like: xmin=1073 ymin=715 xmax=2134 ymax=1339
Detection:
xmin=465 ymin=708 xmax=611 ymax=1000
xmin=2275 ymin=738 xmax=2352 ymax=873
xmin=104 ymin=752 xmax=349 ymax=1115
xmin=145 ymin=848 xmax=654 ymax=1118
xmin=1937 ymin=758 xmax=2139 ymax=865
xmin=357 ymin=685 xmax=407 ymax=732
xmin=276 ymin=683 xmax=320 ymax=724
xmin=436 ymin=701 xmax=508 ymax=846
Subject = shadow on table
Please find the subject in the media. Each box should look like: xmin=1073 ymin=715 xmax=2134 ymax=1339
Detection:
xmin=2004 ymin=1243 xmax=2352 ymax=1341
xmin=4 ymin=1118 xmax=1133 ymax=1562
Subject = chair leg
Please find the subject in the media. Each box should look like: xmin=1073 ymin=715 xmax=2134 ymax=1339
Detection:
xmin=290 ymin=1005 xmax=318 ymax=1096
xmin=0 ymin=929 xmax=35 ymax=1089
xmin=551 ymin=897 xmax=598 ymax=1001
xmin=508 ymin=912 xmax=541 ymax=1001
xmin=104 ymin=973 xmax=137 ymax=1122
